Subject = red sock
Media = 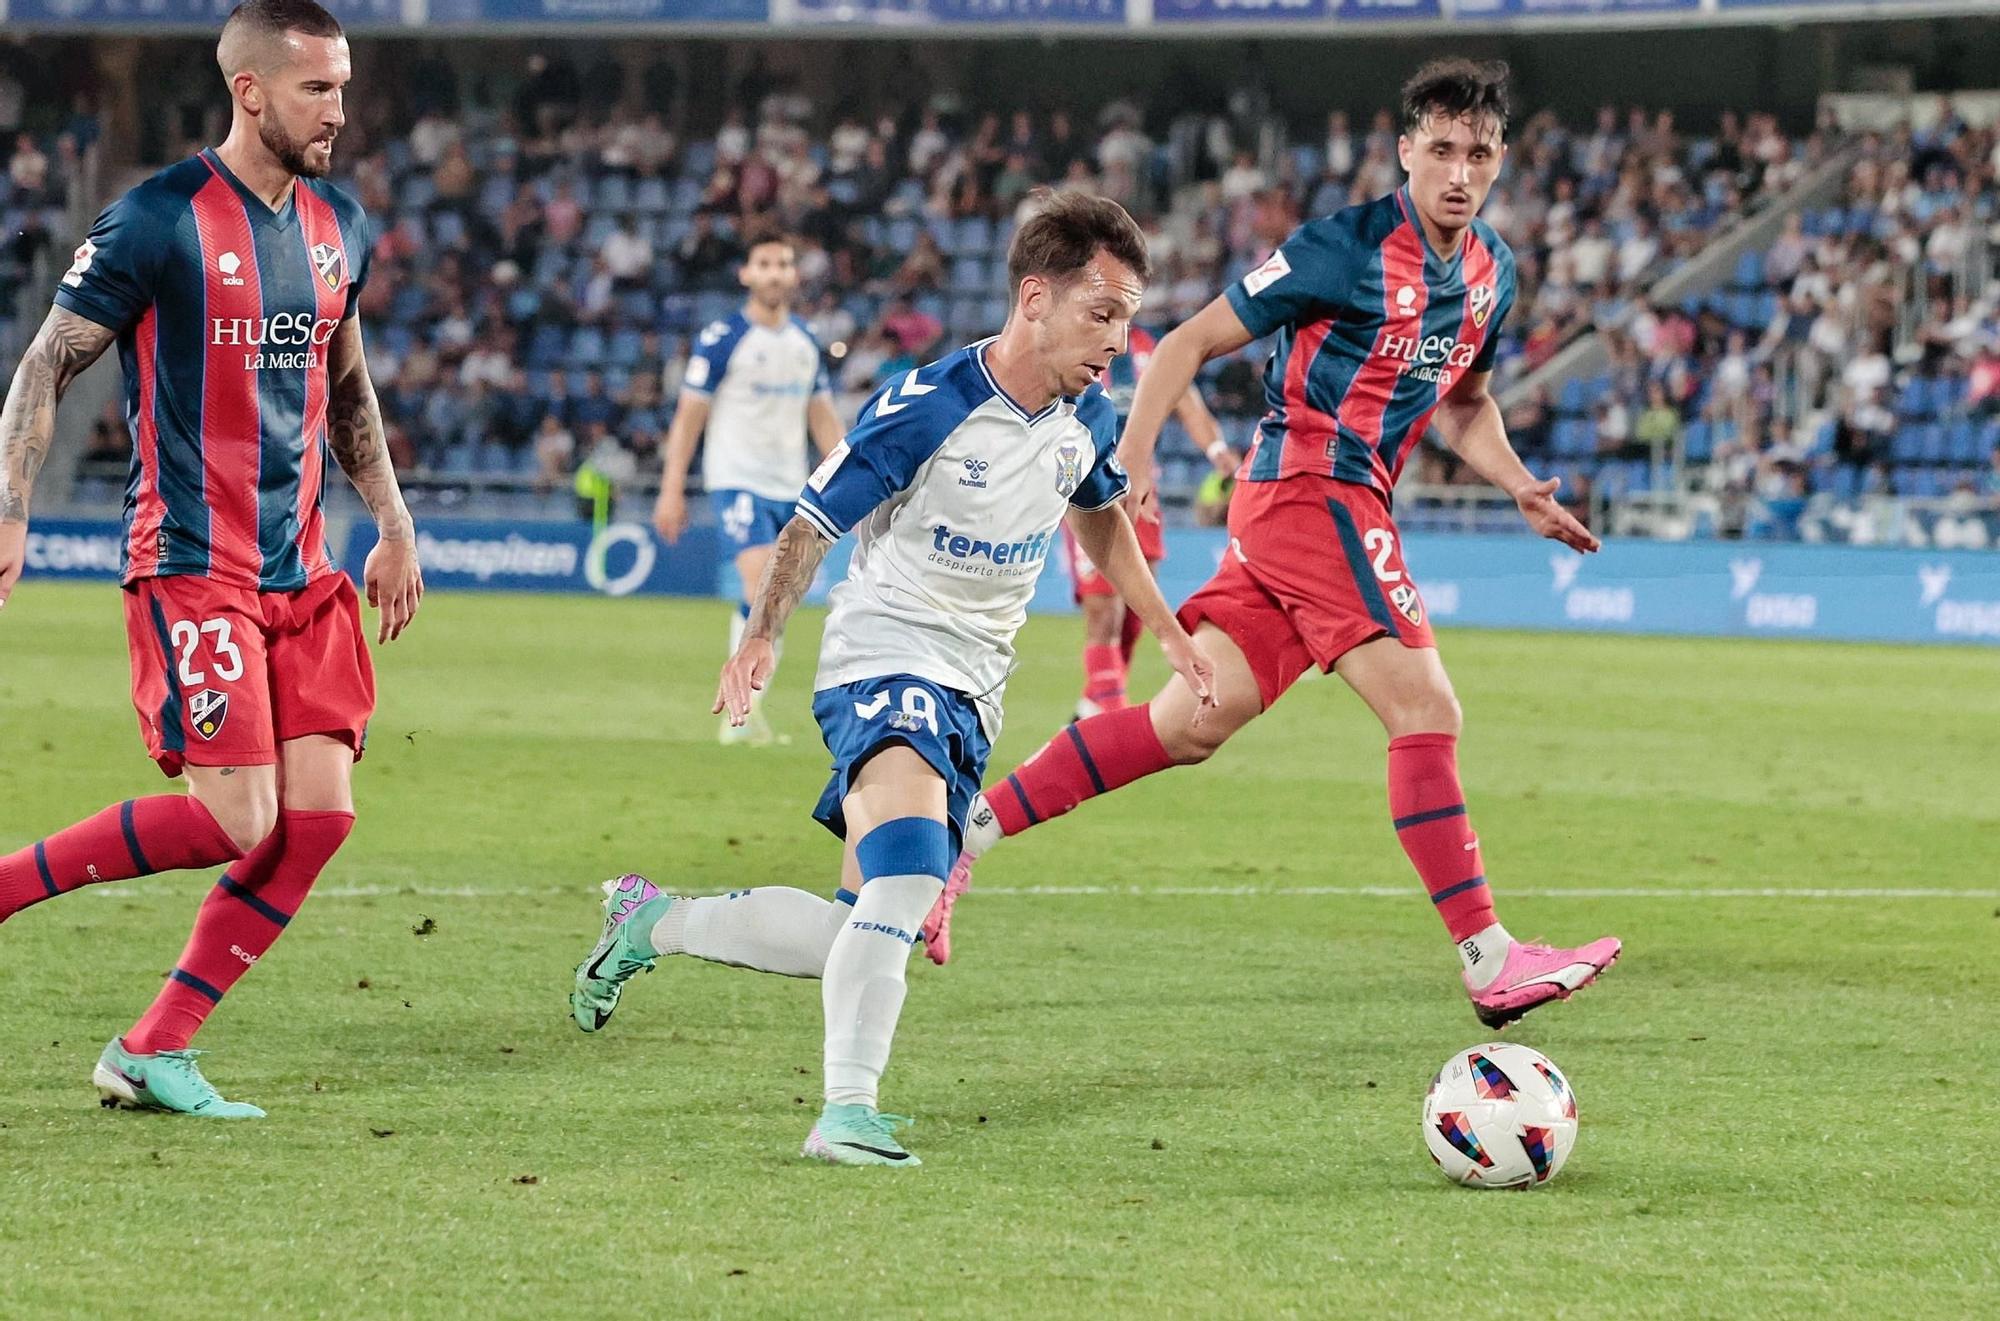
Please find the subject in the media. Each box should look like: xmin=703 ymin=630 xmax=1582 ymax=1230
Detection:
xmin=988 ymin=703 xmax=1174 ymax=837
xmin=1387 ymin=733 xmax=1496 ymax=942
xmin=1081 ymin=643 xmax=1128 ymax=711
xmin=0 ymin=796 xmax=241 ymax=922
xmin=1117 ymin=606 xmax=1145 ymax=668
xmin=123 ymin=810 xmax=353 ymax=1055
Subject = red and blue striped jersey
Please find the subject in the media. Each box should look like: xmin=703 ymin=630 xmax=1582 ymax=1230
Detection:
xmin=1100 ymin=325 xmax=1157 ymax=420
xmin=53 ymin=149 xmax=372 ymax=591
xmin=1225 ymin=187 xmax=1516 ymax=499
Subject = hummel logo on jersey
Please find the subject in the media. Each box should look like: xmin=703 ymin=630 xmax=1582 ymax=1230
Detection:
xmin=190 ymin=688 xmax=229 ymax=740
xmin=1242 ymin=248 xmax=1291 ymax=296
xmin=960 ymin=458 xmax=990 ymax=489
xmin=218 ymin=251 xmax=244 ymax=287
xmin=853 ymin=692 xmax=891 ymax=720
xmin=873 ymin=369 xmax=937 ymax=418
xmin=309 ymin=241 xmax=346 ymax=293
xmin=1469 ymin=284 xmax=1495 ymax=328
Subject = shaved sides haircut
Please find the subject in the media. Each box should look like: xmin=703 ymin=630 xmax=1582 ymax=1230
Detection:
xmin=217 ymin=0 xmax=345 ymax=79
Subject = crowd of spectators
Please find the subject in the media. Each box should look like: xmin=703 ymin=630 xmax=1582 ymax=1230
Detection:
xmin=40 ymin=55 xmax=1996 ymax=538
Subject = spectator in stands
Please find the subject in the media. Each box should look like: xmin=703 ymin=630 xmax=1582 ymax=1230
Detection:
xmin=83 ymin=400 xmax=128 ymax=466
xmin=9 ymin=131 xmax=49 ymax=203
xmin=678 ymin=212 xmax=740 ymax=291
xmin=1635 ymin=381 xmax=1682 ymax=462
xmin=600 ymin=216 xmax=653 ymax=290
xmin=534 ymin=412 xmax=575 ymax=494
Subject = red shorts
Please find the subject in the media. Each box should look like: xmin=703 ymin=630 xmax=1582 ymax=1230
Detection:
xmin=1063 ymin=517 xmax=1166 ymax=601
xmin=1175 ymin=474 xmax=1435 ymax=709
xmin=122 ymin=573 xmax=376 ymax=777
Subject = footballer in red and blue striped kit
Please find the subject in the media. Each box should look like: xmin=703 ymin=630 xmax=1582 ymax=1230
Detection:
xmin=935 ymin=59 xmax=1623 ymax=1031
xmin=0 ymin=0 xmax=422 ymax=1118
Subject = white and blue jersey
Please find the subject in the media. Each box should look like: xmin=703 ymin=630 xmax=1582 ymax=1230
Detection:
xmin=797 ymin=339 xmax=1127 ymax=843
xmin=685 ymin=310 xmax=832 ymax=544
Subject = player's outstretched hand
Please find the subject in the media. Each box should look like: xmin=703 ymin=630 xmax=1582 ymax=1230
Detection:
xmin=1122 ymin=464 xmax=1161 ymax=526
xmin=1514 ymin=476 xmax=1601 ymax=554
xmin=1161 ymin=627 xmax=1219 ymax=726
xmin=0 ymin=522 xmax=26 ymax=612
xmin=714 ymin=639 xmax=775 ymax=725
xmin=364 ymin=533 xmax=425 ymax=644
xmin=653 ymin=486 xmax=689 ymax=545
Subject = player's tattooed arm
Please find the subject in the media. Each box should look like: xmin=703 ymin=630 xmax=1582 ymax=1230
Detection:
xmin=327 ymin=317 xmax=425 ymax=642
xmin=716 ymin=514 xmax=829 ymax=722
xmin=325 ymin=317 xmax=413 ymax=541
xmin=0 ymin=307 xmax=116 ymax=526
xmin=743 ymin=515 xmax=830 ymax=644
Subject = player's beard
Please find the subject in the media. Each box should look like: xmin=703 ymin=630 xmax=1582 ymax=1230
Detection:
xmin=261 ymin=115 xmax=333 ymax=180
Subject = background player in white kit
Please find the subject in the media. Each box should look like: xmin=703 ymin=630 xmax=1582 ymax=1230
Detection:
xmin=571 ymin=193 xmax=1217 ymax=1166
xmin=653 ymin=226 xmax=844 ymax=745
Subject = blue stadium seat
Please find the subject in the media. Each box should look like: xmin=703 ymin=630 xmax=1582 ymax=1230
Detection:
xmin=1558 ymin=378 xmax=1591 ymax=415
xmin=567 ymin=327 xmax=606 ymax=367
xmin=609 ymin=328 xmax=646 ymax=369
xmin=1891 ymin=425 xmax=1926 ymax=462
xmin=1944 ymin=419 xmax=1979 ymax=463
xmin=1683 ymin=420 xmax=1712 ymax=462
xmin=1895 ymin=377 xmax=1928 ymax=419
xmin=526 ymin=323 xmax=565 ymax=370
xmin=951 ymin=258 xmax=986 ymax=293
xmin=1732 ymin=250 xmax=1763 ymax=290
xmin=478 ymin=176 xmax=513 ymax=216
xmin=634 ymin=178 xmax=670 ymax=214
xmin=595 ymin=176 xmax=632 ymax=213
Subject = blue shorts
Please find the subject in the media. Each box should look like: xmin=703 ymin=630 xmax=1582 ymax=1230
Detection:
xmin=811 ymin=675 xmax=992 ymax=852
xmin=710 ymin=489 xmax=796 ymax=551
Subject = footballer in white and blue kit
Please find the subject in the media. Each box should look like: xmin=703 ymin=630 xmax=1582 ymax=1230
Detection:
xmin=653 ymin=230 xmax=844 ymax=744
xmin=572 ymin=194 xmax=1217 ymax=1167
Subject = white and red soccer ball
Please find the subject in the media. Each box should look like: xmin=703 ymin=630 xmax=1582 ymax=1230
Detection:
xmin=1422 ymin=1042 xmax=1579 ymax=1189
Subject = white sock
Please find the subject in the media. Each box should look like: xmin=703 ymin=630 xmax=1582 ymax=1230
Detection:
xmin=961 ymin=792 xmax=1002 ymax=860
xmin=649 ymin=889 xmax=850 ymax=978
xmin=821 ymin=873 xmax=939 ymax=1108
xmin=1459 ymin=922 xmax=1515 ymax=987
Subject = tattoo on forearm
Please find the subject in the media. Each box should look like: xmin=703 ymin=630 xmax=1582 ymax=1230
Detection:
xmin=0 ymin=309 xmax=115 ymax=524
xmin=326 ymin=322 xmax=412 ymax=540
xmin=744 ymin=518 xmax=830 ymax=644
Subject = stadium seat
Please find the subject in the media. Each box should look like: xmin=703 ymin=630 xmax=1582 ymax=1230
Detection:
xmin=1732 ymin=250 xmax=1763 ymax=290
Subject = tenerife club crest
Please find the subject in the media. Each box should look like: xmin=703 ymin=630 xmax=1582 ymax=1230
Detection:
xmin=1390 ymin=583 xmax=1425 ymax=628
xmin=309 ymin=241 xmax=346 ymax=293
xmin=1052 ymin=440 xmax=1087 ymax=499
xmin=1469 ymin=284 xmax=1495 ymax=329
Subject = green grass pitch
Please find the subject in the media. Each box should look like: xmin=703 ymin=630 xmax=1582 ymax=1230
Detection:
xmin=2 ymin=582 xmax=1996 ymax=1318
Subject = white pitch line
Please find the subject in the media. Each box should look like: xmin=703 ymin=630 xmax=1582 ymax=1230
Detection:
xmin=84 ymin=883 xmax=2000 ymax=902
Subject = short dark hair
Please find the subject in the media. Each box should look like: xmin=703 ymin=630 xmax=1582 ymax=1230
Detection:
xmin=739 ymin=223 xmax=795 ymax=257
xmin=1400 ymin=58 xmax=1511 ymax=140
xmin=224 ymin=0 xmax=345 ymax=40
xmin=1007 ymin=189 xmax=1151 ymax=293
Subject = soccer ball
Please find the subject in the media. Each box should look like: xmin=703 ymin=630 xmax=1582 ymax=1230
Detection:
xmin=1422 ymin=1042 xmax=1579 ymax=1189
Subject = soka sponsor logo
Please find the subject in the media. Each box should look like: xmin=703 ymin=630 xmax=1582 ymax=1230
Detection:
xmin=211 ymin=313 xmax=341 ymax=371
xmin=1921 ymin=563 xmax=2000 ymax=637
xmin=1731 ymin=557 xmax=1817 ymax=630
xmin=217 ymin=250 xmax=244 ymax=287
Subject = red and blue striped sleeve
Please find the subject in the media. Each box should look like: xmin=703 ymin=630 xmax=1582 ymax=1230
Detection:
xmin=1224 ymin=220 xmax=1353 ymax=341
xmin=52 ymin=191 xmax=163 ymax=334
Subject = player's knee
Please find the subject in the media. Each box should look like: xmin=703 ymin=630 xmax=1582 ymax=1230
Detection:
xmin=1157 ymin=712 xmax=1231 ymax=765
xmin=1386 ymin=690 xmax=1462 ymax=739
xmin=213 ymin=794 xmax=280 ymax=855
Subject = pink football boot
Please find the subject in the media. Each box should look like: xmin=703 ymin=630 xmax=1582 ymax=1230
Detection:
xmin=918 ymin=853 xmax=975 ymax=966
xmin=1466 ymin=936 xmax=1623 ymax=1029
